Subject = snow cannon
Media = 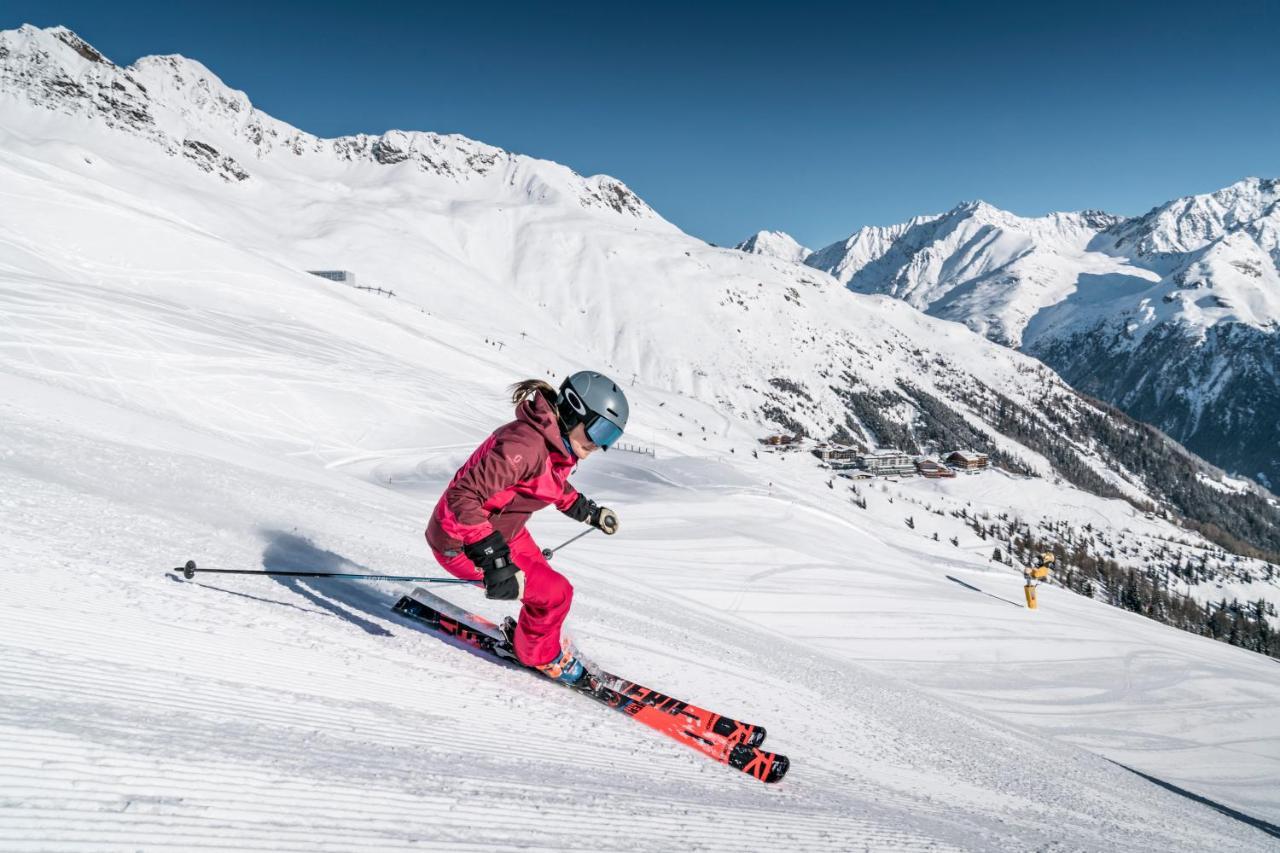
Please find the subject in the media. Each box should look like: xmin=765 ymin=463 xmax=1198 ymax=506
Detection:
xmin=1027 ymin=552 xmax=1054 ymax=581
xmin=1022 ymin=553 xmax=1054 ymax=609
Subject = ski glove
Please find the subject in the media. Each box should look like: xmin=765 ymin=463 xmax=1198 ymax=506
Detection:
xmin=464 ymin=530 xmax=524 ymax=600
xmin=565 ymin=494 xmax=620 ymax=535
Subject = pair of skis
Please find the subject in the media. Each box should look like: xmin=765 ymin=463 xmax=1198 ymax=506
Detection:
xmin=393 ymin=588 xmax=790 ymax=783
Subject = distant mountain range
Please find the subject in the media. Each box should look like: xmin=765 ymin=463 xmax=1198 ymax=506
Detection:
xmin=774 ymin=181 xmax=1280 ymax=491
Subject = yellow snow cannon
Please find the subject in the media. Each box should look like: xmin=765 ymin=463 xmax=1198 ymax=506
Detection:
xmin=1023 ymin=553 xmax=1054 ymax=609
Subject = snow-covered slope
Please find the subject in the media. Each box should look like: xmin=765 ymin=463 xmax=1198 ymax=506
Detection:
xmin=2 ymin=25 xmax=1280 ymax=849
xmin=805 ymin=182 xmax=1280 ymax=490
xmin=734 ymin=229 xmax=812 ymax=263
xmin=7 ymin=371 xmax=1280 ymax=850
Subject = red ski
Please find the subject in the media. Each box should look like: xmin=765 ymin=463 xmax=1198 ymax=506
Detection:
xmin=393 ymin=589 xmax=788 ymax=783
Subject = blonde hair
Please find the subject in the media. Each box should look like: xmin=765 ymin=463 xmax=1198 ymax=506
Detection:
xmin=509 ymin=378 xmax=558 ymax=408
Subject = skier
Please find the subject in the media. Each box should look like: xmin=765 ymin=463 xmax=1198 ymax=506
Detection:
xmin=425 ymin=372 xmax=628 ymax=684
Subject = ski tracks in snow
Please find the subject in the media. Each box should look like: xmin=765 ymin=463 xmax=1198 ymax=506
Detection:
xmin=0 ymin=579 xmax=953 ymax=852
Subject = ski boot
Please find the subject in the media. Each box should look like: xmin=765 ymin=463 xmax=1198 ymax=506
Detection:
xmin=503 ymin=617 xmax=586 ymax=685
xmin=535 ymin=645 xmax=586 ymax=685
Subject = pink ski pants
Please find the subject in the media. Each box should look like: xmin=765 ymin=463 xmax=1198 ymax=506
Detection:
xmin=431 ymin=528 xmax=573 ymax=667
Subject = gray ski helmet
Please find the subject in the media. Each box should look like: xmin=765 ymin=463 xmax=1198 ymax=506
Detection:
xmin=556 ymin=371 xmax=628 ymax=450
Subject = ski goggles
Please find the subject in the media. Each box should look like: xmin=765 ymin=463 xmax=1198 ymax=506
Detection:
xmin=585 ymin=414 xmax=624 ymax=450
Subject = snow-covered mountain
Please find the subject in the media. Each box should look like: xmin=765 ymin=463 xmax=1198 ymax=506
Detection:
xmin=0 ymin=25 xmax=659 ymax=216
xmin=3 ymin=25 xmax=1280 ymax=847
xmin=803 ymin=202 xmax=1128 ymax=347
xmin=733 ymin=229 xmax=812 ymax=263
xmin=1105 ymin=177 xmax=1280 ymax=262
xmin=805 ymin=182 xmax=1280 ymax=491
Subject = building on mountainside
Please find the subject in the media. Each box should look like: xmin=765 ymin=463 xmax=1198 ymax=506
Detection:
xmin=813 ymin=444 xmax=861 ymax=468
xmin=760 ymin=434 xmax=801 ymax=447
xmin=946 ymin=450 xmax=989 ymax=471
xmin=307 ymin=269 xmax=356 ymax=285
xmin=916 ymin=458 xmax=956 ymax=478
xmin=307 ymin=269 xmax=396 ymax=298
xmin=857 ymin=449 xmax=915 ymax=476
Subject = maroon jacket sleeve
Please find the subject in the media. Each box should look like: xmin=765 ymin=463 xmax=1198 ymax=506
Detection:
xmin=555 ymin=480 xmax=580 ymax=512
xmin=443 ymin=426 xmax=544 ymax=545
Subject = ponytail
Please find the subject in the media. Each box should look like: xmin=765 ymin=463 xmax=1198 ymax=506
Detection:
xmin=509 ymin=378 xmax=558 ymax=409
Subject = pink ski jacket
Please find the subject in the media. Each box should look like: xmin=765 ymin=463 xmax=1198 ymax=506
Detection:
xmin=426 ymin=393 xmax=580 ymax=554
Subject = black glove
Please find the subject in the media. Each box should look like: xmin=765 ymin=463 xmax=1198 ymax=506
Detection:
xmin=564 ymin=494 xmax=620 ymax=535
xmin=464 ymin=530 xmax=522 ymax=600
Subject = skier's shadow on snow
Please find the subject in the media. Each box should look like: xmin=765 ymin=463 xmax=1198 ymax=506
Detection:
xmin=260 ymin=531 xmax=394 ymax=636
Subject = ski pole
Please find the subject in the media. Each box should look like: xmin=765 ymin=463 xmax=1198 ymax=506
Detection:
xmin=172 ymin=560 xmax=480 ymax=585
xmin=541 ymin=528 xmax=595 ymax=559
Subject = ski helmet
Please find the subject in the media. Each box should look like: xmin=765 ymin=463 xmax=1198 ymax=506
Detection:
xmin=556 ymin=371 xmax=628 ymax=451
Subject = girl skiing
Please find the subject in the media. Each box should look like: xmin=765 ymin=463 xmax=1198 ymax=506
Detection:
xmin=425 ymin=371 xmax=628 ymax=684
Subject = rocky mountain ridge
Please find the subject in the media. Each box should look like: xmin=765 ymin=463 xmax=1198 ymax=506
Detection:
xmin=0 ymin=24 xmax=659 ymax=216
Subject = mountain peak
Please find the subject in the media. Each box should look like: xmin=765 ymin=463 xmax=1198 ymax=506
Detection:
xmin=954 ymin=199 xmax=1000 ymax=217
xmin=0 ymin=24 xmax=160 ymax=137
xmin=129 ymin=52 xmax=253 ymax=113
xmin=3 ymin=24 xmax=115 ymax=68
xmin=1106 ymin=175 xmax=1280 ymax=260
xmin=43 ymin=25 xmax=112 ymax=65
xmin=1220 ymin=175 xmax=1280 ymax=200
xmin=734 ymin=230 xmax=812 ymax=263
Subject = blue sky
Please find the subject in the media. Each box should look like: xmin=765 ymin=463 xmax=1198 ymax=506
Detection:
xmin=6 ymin=1 xmax=1279 ymax=248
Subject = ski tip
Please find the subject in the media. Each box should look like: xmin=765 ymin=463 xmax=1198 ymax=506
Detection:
xmin=730 ymin=744 xmax=790 ymax=783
